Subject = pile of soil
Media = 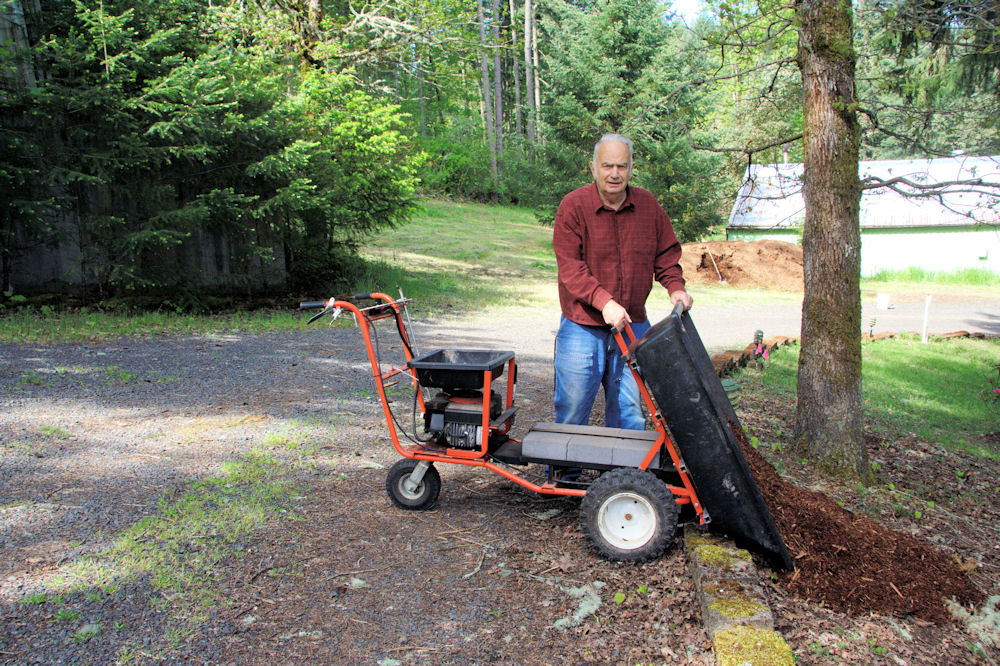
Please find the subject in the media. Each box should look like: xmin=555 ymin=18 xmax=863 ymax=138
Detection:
xmin=681 ymin=240 xmax=803 ymax=291
xmin=732 ymin=428 xmax=984 ymax=623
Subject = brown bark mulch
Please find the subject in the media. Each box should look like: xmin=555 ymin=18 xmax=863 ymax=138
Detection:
xmin=734 ymin=428 xmax=984 ymax=624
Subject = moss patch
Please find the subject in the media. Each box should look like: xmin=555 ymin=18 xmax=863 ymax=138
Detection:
xmin=693 ymin=543 xmax=751 ymax=567
xmin=710 ymin=595 xmax=766 ymax=620
xmin=714 ymin=625 xmax=794 ymax=666
xmin=704 ymin=580 xmax=748 ymax=597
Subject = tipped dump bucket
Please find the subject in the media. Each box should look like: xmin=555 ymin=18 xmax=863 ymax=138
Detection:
xmin=632 ymin=309 xmax=793 ymax=570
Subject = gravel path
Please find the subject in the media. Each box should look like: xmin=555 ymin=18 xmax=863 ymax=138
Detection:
xmin=1 ymin=327 xmax=397 ymax=664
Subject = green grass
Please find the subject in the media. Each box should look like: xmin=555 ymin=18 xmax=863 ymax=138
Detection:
xmin=104 ymin=365 xmax=139 ymax=384
xmin=864 ymin=266 xmax=1000 ymax=287
xmin=355 ymin=199 xmax=555 ymax=313
xmin=735 ymin=336 xmax=1000 ymax=453
xmin=39 ymin=424 xmax=73 ymax=439
xmin=0 ymin=309 xmax=306 ymax=344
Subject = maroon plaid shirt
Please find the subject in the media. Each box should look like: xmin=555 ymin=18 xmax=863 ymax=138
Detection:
xmin=554 ymin=183 xmax=685 ymax=327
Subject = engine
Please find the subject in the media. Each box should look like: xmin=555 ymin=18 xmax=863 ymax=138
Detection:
xmin=422 ymin=390 xmax=502 ymax=449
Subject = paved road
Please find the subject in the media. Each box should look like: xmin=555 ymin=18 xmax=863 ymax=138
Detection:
xmin=689 ymin=292 xmax=1000 ymax=351
xmin=414 ymin=289 xmax=1000 ymax=360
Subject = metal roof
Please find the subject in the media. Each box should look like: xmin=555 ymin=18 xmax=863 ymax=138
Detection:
xmin=727 ymin=155 xmax=1000 ymax=230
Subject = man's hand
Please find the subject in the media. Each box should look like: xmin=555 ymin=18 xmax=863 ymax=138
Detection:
xmin=601 ymin=300 xmax=631 ymax=330
xmin=669 ymin=290 xmax=693 ymax=311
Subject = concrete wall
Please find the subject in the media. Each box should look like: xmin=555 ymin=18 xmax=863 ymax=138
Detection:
xmin=727 ymin=227 xmax=1000 ymax=277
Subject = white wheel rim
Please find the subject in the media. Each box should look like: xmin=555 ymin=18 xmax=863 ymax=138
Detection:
xmin=397 ymin=474 xmax=424 ymax=501
xmin=597 ymin=491 xmax=656 ymax=550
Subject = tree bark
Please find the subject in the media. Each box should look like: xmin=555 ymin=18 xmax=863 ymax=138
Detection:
xmin=508 ymin=0 xmax=523 ymax=141
xmin=491 ymin=0 xmax=504 ymax=169
xmin=303 ymin=0 xmax=323 ymax=68
xmin=416 ymin=49 xmax=426 ymax=138
xmin=477 ymin=0 xmax=499 ymax=178
xmin=794 ymin=0 xmax=871 ymax=481
xmin=1 ymin=0 xmax=40 ymax=89
xmin=531 ymin=4 xmax=541 ymax=142
xmin=524 ymin=0 xmax=536 ymax=144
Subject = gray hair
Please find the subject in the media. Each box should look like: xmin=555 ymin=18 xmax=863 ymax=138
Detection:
xmin=593 ymin=133 xmax=634 ymax=167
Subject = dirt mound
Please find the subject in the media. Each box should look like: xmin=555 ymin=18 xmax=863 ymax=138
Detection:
xmin=681 ymin=240 xmax=803 ymax=291
xmin=733 ymin=427 xmax=984 ymax=622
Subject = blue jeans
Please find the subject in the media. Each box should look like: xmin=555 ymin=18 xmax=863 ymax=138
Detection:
xmin=553 ymin=316 xmax=651 ymax=430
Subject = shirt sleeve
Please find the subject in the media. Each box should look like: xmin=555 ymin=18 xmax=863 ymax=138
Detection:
xmin=553 ymin=198 xmax=614 ymax=312
xmin=653 ymin=206 xmax=686 ymax=294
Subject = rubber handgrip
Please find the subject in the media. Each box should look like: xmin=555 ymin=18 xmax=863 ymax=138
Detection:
xmin=353 ymin=292 xmax=371 ymax=301
xmin=300 ymin=301 xmax=327 ymax=310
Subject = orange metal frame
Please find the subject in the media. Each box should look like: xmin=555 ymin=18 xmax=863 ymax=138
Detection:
xmin=329 ymin=294 xmax=706 ymax=523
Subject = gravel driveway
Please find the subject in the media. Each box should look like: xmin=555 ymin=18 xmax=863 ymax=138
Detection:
xmin=0 ymin=308 xmax=714 ymax=665
xmin=2 ymin=292 xmax=997 ymax=664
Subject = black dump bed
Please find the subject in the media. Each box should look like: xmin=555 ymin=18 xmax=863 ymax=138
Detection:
xmin=408 ymin=349 xmax=514 ymax=391
xmin=631 ymin=308 xmax=793 ymax=570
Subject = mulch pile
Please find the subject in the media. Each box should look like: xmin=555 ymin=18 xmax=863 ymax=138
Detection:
xmin=732 ymin=428 xmax=984 ymax=623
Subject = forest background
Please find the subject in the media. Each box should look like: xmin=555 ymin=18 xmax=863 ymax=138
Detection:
xmin=3 ymin=0 xmax=998 ymax=305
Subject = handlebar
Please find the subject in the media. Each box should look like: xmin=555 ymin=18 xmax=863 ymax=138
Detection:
xmin=299 ymin=293 xmax=414 ymax=325
xmin=299 ymin=293 xmax=379 ymax=311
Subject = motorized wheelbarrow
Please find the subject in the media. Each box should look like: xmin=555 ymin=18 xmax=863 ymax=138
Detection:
xmin=302 ymin=292 xmax=792 ymax=568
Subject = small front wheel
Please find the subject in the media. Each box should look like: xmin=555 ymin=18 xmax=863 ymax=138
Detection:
xmin=386 ymin=459 xmax=441 ymax=510
xmin=580 ymin=467 xmax=679 ymax=562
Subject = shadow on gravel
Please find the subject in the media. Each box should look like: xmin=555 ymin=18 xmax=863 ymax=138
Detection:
xmin=0 ymin=574 xmax=184 ymax=665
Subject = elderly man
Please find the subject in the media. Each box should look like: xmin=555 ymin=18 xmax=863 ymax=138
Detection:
xmin=552 ymin=133 xmax=693 ymax=431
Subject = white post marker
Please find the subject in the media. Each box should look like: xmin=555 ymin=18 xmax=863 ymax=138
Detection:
xmin=921 ymin=295 xmax=932 ymax=343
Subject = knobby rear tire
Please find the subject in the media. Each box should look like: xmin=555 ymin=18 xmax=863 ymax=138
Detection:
xmin=580 ymin=467 xmax=679 ymax=562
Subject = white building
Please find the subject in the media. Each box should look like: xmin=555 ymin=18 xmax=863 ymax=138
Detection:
xmin=726 ymin=156 xmax=1000 ymax=277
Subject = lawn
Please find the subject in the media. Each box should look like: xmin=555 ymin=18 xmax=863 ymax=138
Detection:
xmin=731 ymin=334 xmax=1000 ymax=454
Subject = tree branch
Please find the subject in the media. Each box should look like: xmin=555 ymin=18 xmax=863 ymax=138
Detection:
xmin=693 ymin=133 xmax=803 ymax=156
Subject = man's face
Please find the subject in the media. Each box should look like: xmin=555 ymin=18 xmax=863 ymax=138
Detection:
xmin=590 ymin=140 xmax=632 ymax=204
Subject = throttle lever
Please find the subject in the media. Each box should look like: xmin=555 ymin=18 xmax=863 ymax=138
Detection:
xmin=307 ymin=305 xmax=344 ymax=325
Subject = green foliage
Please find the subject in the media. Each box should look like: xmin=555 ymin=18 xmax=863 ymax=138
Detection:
xmin=1 ymin=0 xmax=420 ymax=299
xmin=39 ymin=424 xmax=73 ymax=439
xmin=415 ymin=116 xmax=497 ymax=200
xmin=4 ymin=0 xmax=996 ymax=305
xmin=534 ymin=0 xmax=726 ymax=239
xmin=854 ymin=0 xmax=999 ymax=157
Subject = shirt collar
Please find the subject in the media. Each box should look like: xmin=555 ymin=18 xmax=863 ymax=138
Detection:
xmin=589 ymin=182 xmax=634 ymax=213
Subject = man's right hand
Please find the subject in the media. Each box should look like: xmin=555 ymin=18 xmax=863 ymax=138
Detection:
xmin=601 ymin=300 xmax=631 ymax=330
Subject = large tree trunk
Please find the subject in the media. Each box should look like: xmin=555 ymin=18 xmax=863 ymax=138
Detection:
xmin=794 ymin=0 xmax=871 ymax=481
xmin=477 ymin=0 xmax=499 ymax=179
